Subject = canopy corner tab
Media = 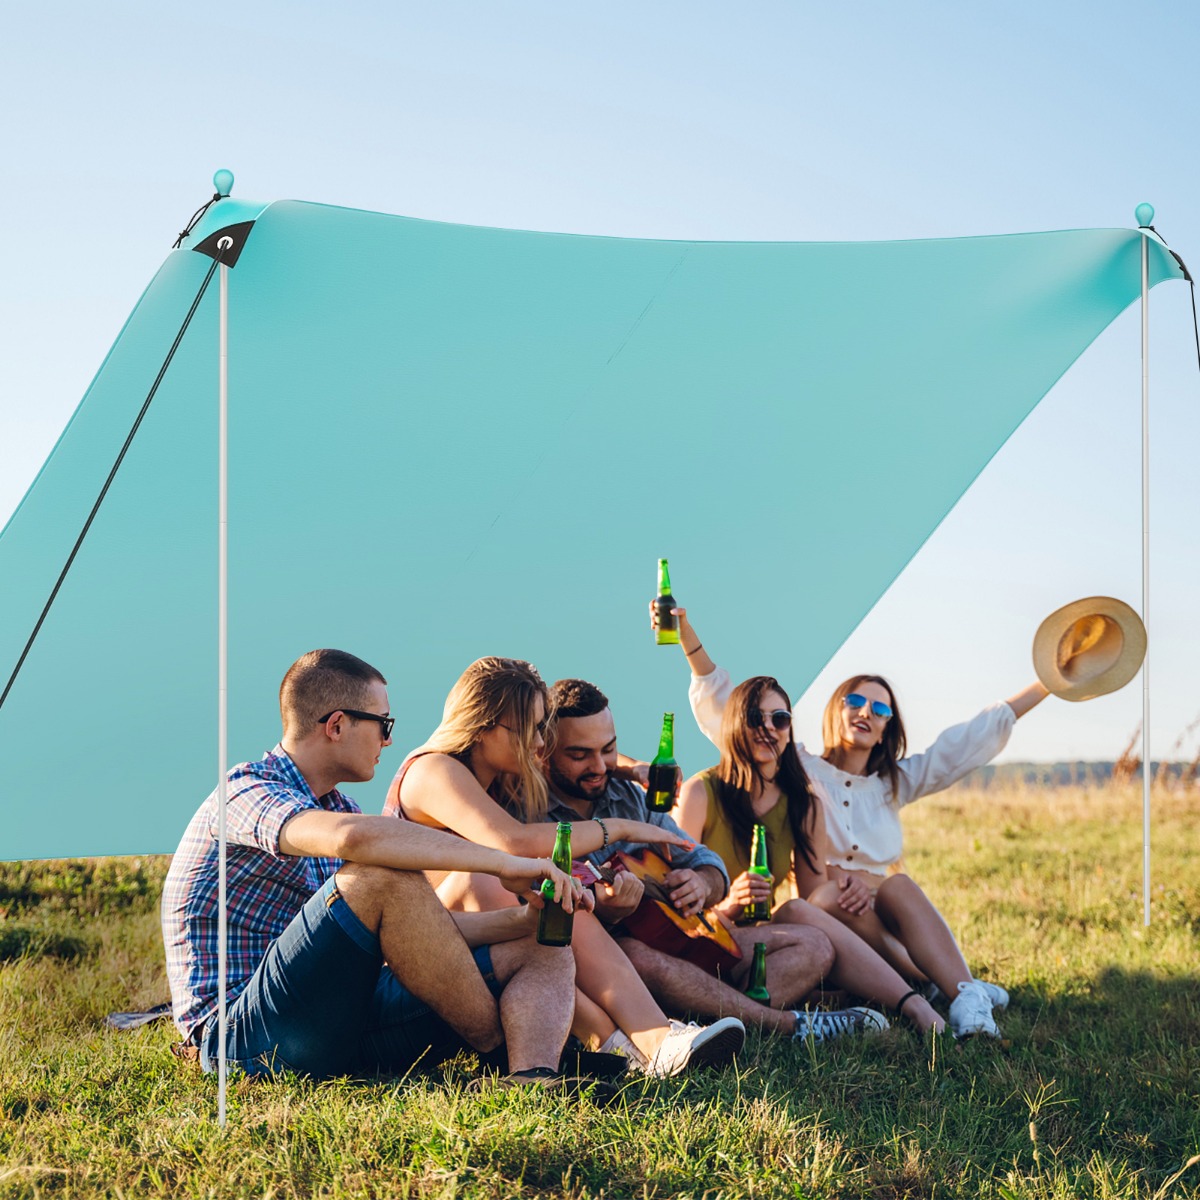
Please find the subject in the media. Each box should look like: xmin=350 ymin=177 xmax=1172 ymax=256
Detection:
xmin=192 ymin=221 xmax=255 ymax=267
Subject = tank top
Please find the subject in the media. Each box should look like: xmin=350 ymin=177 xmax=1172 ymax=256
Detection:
xmin=697 ymin=768 xmax=800 ymax=908
xmin=383 ymin=748 xmax=508 ymax=825
xmin=383 ymin=750 xmax=432 ymax=821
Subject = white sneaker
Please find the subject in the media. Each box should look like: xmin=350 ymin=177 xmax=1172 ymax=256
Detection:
xmin=642 ymin=1017 xmax=745 ymax=1077
xmin=598 ymin=1029 xmax=649 ymax=1069
xmin=976 ymin=980 xmax=1009 ymax=1012
xmin=925 ymin=978 xmax=1008 ymax=1012
xmin=949 ymin=980 xmax=1001 ymax=1038
xmin=791 ymin=1007 xmax=889 ymax=1041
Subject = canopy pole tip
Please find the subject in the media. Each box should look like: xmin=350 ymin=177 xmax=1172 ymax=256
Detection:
xmin=1135 ymin=202 xmax=1155 ymax=228
xmin=213 ymin=169 xmax=235 ymax=198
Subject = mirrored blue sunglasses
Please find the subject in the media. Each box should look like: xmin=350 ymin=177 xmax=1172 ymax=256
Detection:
xmin=842 ymin=693 xmax=893 ymax=721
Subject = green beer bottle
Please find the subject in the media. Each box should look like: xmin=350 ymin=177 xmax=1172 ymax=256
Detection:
xmin=645 ymin=712 xmax=681 ymax=813
xmin=740 ymin=822 xmax=772 ymax=924
xmin=537 ymin=822 xmax=574 ymax=947
xmin=745 ymin=941 xmax=770 ymax=1004
xmin=653 ymin=558 xmax=681 ymax=645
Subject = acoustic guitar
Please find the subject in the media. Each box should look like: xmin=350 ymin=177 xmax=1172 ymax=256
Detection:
xmin=574 ymin=847 xmax=742 ymax=977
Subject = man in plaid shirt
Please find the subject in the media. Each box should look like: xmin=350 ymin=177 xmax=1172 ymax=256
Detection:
xmin=162 ymin=649 xmax=582 ymax=1085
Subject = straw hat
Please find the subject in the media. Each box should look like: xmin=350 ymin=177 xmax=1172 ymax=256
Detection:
xmin=1032 ymin=597 xmax=1147 ymax=702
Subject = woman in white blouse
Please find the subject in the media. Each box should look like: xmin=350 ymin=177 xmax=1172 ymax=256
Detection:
xmin=658 ymin=604 xmax=1048 ymax=1039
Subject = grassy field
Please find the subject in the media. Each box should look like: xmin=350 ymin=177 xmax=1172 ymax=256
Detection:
xmin=1 ymin=783 xmax=1198 ymax=1199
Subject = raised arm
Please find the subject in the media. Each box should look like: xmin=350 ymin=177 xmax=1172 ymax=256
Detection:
xmin=648 ymin=602 xmax=738 ymax=749
xmin=649 ymin=602 xmax=716 ymax=678
xmin=894 ymin=701 xmax=1018 ymax=806
xmin=398 ymin=753 xmax=688 ymax=856
xmin=1007 ymin=680 xmax=1050 ymax=719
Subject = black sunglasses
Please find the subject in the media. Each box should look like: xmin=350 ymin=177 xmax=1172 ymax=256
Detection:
xmin=747 ymin=708 xmax=792 ymax=731
xmin=318 ymin=709 xmax=395 ymax=739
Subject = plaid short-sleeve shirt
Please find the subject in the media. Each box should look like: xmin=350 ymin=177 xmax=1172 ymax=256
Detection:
xmin=161 ymin=745 xmax=361 ymax=1040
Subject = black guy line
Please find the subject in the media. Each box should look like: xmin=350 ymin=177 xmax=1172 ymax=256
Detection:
xmin=0 ymin=248 xmax=226 ymax=714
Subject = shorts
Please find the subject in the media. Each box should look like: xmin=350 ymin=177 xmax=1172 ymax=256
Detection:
xmin=197 ymin=874 xmax=499 ymax=1078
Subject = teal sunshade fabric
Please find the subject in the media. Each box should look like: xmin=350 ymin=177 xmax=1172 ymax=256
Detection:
xmin=0 ymin=201 xmax=1184 ymax=859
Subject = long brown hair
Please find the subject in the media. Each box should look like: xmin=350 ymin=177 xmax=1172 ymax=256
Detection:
xmin=821 ymin=674 xmax=907 ymax=796
xmin=715 ymin=676 xmax=816 ymax=872
xmin=424 ymin=657 xmax=552 ymax=819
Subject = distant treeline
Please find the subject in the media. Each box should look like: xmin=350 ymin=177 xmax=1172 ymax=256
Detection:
xmin=955 ymin=761 xmax=1194 ymax=789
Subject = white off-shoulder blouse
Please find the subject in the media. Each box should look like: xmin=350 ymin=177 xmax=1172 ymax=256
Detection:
xmin=688 ymin=665 xmax=1016 ymax=877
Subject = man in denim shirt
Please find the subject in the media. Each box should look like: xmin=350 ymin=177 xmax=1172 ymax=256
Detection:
xmin=544 ymin=679 xmax=856 ymax=1039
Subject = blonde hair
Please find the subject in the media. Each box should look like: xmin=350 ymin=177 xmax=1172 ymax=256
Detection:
xmin=424 ymin=657 xmax=552 ymax=819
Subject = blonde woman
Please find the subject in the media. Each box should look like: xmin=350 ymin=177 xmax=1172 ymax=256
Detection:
xmin=384 ymin=656 xmax=744 ymax=1076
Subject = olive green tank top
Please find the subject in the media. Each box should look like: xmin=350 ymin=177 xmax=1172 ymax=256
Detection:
xmin=698 ymin=768 xmax=800 ymax=909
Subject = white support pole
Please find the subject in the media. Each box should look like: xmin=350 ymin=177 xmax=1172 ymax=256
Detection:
xmin=217 ymin=237 xmax=233 ymax=1124
xmin=1140 ymin=230 xmax=1151 ymax=927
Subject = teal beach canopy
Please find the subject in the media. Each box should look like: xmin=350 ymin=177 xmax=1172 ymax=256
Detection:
xmin=0 ymin=195 xmax=1184 ymax=859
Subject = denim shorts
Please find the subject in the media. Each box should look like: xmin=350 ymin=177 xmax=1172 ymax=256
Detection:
xmin=198 ymin=875 xmax=498 ymax=1078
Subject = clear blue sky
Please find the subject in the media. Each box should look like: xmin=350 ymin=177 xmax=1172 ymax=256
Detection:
xmin=2 ymin=1 xmax=1198 ymax=763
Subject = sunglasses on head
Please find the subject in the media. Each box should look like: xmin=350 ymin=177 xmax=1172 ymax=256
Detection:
xmin=317 ymin=709 xmax=396 ymax=739
xmin=747 ymin=708 xmax=792 ymax=731
xmin=842 ymin=693 xmax=893 ymax=720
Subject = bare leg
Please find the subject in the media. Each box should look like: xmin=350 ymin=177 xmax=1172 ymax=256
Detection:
xmin=441 ymin=872 xmax=670 ymax=1060
xmin=335 ymin=864 xmax=503 ymax=1053
xmin=571 ymin=910 xmax=672 ymax=1061
xmin=808 ymin=879 xmax=927 ymax=982
xmin=772 ymin=898 xmax=944 ymax=1032
xmin=619 ymin=926 xmax=833 ymax=1034
xmin=485 ymin=936 xmax=576 ymax=1074
xmin=571 ymin=988 xmax=619 ymax=1049
xmin=872 ymin=874 xmax=973 ymax=1000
